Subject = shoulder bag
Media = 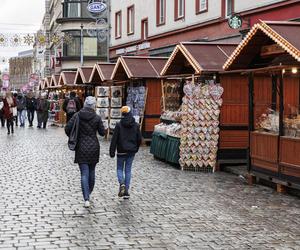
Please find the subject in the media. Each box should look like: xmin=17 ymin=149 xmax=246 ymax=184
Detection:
xmin=68 ymin=113 xmax=80 ymax=151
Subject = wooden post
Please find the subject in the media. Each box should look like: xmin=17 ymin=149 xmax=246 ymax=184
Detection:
xmin=247 ymin=72 xmax=254 ymax=172
xmin=277 ymin=183 xmax=287 ymax=194
xmin=271 ymin=74 xmax=277 ymax=111
xmin=247 ymin=174 xmax=256 ymax=185
xmin=279 ymin=73 xmax=284 ymax=137
xmin=161 ymin=79 xmax=166 ymax=112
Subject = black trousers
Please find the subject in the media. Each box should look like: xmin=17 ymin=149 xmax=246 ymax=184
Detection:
xmin=6 ymin=117 xmax=14 ymax=133
xmin=27 ymin=109 xmax=35 ymax=126
xmin=0 ymin=112 xmax=4 ymax=127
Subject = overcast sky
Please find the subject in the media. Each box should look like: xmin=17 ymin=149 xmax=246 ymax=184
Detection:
xmin=0 ymin=0 xmax=45 ymax=72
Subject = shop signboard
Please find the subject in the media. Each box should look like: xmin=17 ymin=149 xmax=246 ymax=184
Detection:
xmin=116 ymin=42 xmax=151 ymax=55
xmin=87 ymin=0 xmax=107 ymax=14
xmin=228 ymin=14 xmax=242 ymax=29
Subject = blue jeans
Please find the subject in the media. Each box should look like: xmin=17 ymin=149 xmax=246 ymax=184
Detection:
xmin=18 ymin=110 xmax=26 ymax=126
xmin=79 ymin=163 xmax=96 ymax=201
xmin=117 ymin=154 xmax=135 ymax=191
xmin=27 ymin=109 xmax=35 ymax=126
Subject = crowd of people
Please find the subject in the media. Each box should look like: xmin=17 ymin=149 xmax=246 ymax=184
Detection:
xmin=0 ymin=91 xmax=82 ymax=134
xmin=1 ymin=90 xmax=142 ymax=207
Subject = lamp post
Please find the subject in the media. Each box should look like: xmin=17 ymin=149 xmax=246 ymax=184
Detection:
xmin=80 ymin=23 xmax=84 ymax=66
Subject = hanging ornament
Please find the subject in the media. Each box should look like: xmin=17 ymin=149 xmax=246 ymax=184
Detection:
xmin=51 ymin=33 xmax=61 ymax=45
xmin=0 ymin=57 xmax=7 ymax=64
xmin=23 ymin=34 xmax=35 ymax=46
xmin=0 ymin=34 xmax=8 ymax=47
xmin=62 ymin=33 xmax=73 ymax=45
xmin=97 ymin=29 xmax=108 ymax=42
xmin=37 ymin=34 xmax=47 ymax=46
xmin=10 ymin=34 xmax=21 ymax=47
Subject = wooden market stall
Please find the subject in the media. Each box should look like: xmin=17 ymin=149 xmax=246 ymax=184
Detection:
xmin=38 ymin=79 xmax=45 ymax=91
xmin=49 ymin=74 xmax=60 ymax=89
xmin=44 ymin=76 xmax=51 ymax=90
xmin=160 ymin=42 xmax=249 ymax=169
xmin=88 ymin=63 xmax=116 ymax=133
xmin=58 ymin=71 xmax=85 ymax=100
xmin=111 ymin=56 xmax=168 ymax=139
xmin=223 ymin=21 xmax=300 ymax=190
xmin=74 ymin=66 xmax=94 ymax=97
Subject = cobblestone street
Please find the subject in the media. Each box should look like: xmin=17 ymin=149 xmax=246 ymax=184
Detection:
xmin=1 ymin=125 xmax=300 ymax=250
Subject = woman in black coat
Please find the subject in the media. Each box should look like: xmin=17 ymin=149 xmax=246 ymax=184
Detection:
xmin=65 ymin=96 xmax=105 ymax=208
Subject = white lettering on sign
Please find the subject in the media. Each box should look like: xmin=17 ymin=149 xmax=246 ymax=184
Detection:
xmin=126 ymin=45 xmax=138 ymax=53
xmin=116 ymin=48 xmax=125 ymax=55
xmin=138 ymin=42 xmax=151 ymax=50
xmin=115 ymin=42 xmax=151 ymax=55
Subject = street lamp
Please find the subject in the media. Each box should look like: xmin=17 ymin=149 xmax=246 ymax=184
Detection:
xmin=80 ymin=24 xmax=84 ymax=66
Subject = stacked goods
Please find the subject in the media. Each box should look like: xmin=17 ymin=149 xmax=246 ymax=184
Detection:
xmin=179 ymin=81 xmax=224 ymax=172
xmin=126 ymin=86 xmax=146 ymax=123
xmin=95 ymin=86 xmax=123 ymax=130
xmin=163 ymin=81 xmax=181 ymax=111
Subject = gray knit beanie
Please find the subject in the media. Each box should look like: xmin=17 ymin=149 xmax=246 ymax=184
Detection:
xmin=84 ymin=96 xmax=96 ymax=109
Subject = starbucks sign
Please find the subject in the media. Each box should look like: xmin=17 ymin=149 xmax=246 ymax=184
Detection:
xmin=228 ymin=14 xmax=242 ymax=29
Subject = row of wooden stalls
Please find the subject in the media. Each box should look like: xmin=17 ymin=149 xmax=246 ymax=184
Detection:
xmin=37 ymin=20 xmax=300 ymax=191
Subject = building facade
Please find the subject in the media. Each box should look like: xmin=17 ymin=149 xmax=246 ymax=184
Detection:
xmin=9 ymin=55 xmax=34 ymax=91
xmin=39 ymin=0 xmax=109 ymax=75
xmin=110 ymin=0 xmax=300 ymax=58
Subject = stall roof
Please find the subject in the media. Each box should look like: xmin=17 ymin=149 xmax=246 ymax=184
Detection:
xmin=44 ymin=76 xmax=51 ymax=89
xmin=89 ymin=63 xmax=115 ymax=83
xmin=38 ymin=79 xmax=45 ymax=90
xmin=50 ymin=74 xmax=60 ymax=87
xmin=111 ymin=56 xmax=168 ymax=80
xmin=161 ymin=42 xmax=238 ymax=76
xmin=74 ymin=67 xmax=93 ymax=84
xmin=58 ymin=71 xmax=77 ymax=86
xmin=224 ymin=21 xmax=300 ymax=70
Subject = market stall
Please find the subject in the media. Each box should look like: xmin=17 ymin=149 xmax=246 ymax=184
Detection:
xmin=158 ymin=42 xmax=248 ymax=171
xmin=111 ymin=56 xmax=168 ymax=139
xmin=58 ymin=71 xmax=85 ymax=99
xmin=223 ymin=21 xmax=300 ymax=190
xmin=74 ymin=66 xmax=94 ymax=97
xmin=89 ymin=62 xmax=116 ymax=132
xmin=46 ymin=74 xmax=64 ymax=125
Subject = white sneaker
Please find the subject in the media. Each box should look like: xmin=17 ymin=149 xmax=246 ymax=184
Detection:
xmin=84 ymin=200 xmax=90 ymax=208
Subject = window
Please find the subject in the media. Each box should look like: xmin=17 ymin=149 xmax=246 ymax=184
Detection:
xmin=63 ymin=0 xmax=90 ymax=18
xmin=141 ymin=18 xmax=148 ymax=40
xmin=196 ymin=0 xmax=208 ymax=14
xmin=127 ymin=5 xmax=135 ymax=35
xmin=156 ymin=0 xmax=166 ymax=26
xmin=175 ymin=0 xmax=185 ymax=20
xmin=226 ymin=0 xmax=234 ymax=17
xmin=115 ymin=11 xmax=122 ymax=39
xmin=63 ymin=30 xmax=107 ymax=58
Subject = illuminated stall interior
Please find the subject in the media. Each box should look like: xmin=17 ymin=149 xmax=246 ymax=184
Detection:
xmin=224 ymin=21 xmax=300 ymax=188
xmin=161 ymin=42 xmax=249 ymax=167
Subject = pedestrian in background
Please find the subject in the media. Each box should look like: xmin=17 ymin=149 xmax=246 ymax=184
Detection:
xmin=26 ymin=92 xmax=37 ymax=127
xmin=16 ymin=93 xmax=27 ymax=127
xmin=13 ymin=92 xmax=18 ymax=126
xmin=63 ymin=91 xmax=81 ymax=123
xmin=0 ymin=93 xmax=5 ymax=127
xmin=3 ymin=91 xmax=17 ymax=135
xmin=65 ymin=96 xmax=105 ymax=208
xmin=36 ymin=93 xmax=49 ymax=129
xmin=109 ymin=106 xmax=142 ymax=199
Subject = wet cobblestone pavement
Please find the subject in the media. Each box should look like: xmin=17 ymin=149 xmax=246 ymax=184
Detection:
xmin=1 ymin=125 xmax=300 ymax=250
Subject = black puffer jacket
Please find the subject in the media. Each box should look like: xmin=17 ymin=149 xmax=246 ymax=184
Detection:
xmin=65 ymin=107 xmax=105 ymax=164
xmin=109 ymin=113 xmax=142 ymax=157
